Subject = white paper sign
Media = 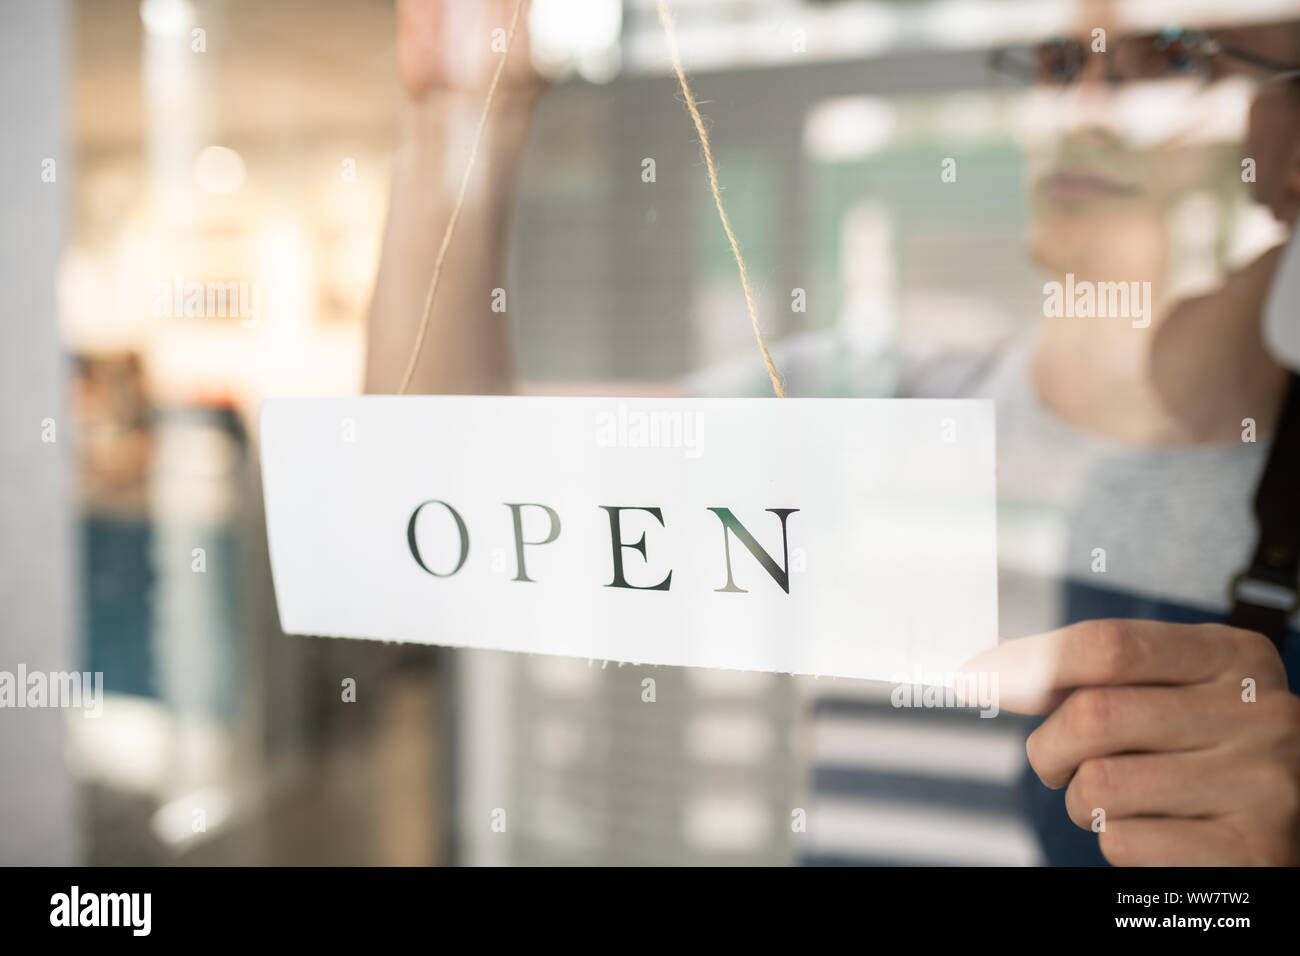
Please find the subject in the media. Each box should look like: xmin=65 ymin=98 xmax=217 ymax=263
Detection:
xmin=259 ymin=396 xmax=997 ymax=681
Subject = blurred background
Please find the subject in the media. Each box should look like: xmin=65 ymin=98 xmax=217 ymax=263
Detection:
xmin=0 ymin=0 xmax=1280 ymax=865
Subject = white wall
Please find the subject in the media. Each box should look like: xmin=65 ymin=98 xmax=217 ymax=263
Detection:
xmin=0 ymin=0 xmax=82 ymax=865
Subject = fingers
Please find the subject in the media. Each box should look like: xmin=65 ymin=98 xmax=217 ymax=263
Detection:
xmin=397 ymin=0 xmax=537 ymax=100
xmin=1063 ymin=750 xmax=1246 ymax=825
xmin=1028 ymin=682 xmax=1300 ymax=789
xmin=396 ymin=0 xmax=443 ymax=99
xmin=1027 ymin=683 xmax=1252 ymax=789
xmin=958 ymin=620 xmax=1285 ymax=715
xmin=1098 ymin=818 xmax=1247 ymax=866
xmin=972 ymin=620 xmax=1300 ymax=865
xmin=1050 ymin=694 xmax=1300 ymax=865
xmin=1065 ymin=747 xmax=1300 ymax=839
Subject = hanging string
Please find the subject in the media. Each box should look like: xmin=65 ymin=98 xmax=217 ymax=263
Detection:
xmin=655 ymin=0 xmax=786 ymax=398
xmin=400 ymin=0 xmax=785 ymax=399
xmin=399 ymin=0 xmax=527 ymax=394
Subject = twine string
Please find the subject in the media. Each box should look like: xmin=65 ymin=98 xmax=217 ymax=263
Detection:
xmin=400 ymin=0 xmax=785 ymax=399
xmin=654 ymin=0 xmax=786 ymax=398
xmin=399 ymin=0 xmax=528 ymax=394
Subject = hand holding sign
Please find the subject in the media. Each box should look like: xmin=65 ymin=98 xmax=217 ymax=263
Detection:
xmin=958 ymin=620 xmax=1300 ymax=865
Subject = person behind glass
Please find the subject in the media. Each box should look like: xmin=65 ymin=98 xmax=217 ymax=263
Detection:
xmin=365 ymin=0 xmax=1300 ymax=865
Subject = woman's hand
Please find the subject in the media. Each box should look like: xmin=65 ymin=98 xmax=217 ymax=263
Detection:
xmin=365 ymin=0 xmax=544 ymax=395
xmin=960 ymin=619 xmax=1300 ymax=865
xmin=396 ymin=0 xmax=546 ymax=106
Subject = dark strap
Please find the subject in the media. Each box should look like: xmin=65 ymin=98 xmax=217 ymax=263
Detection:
xmin=1228 ymin=372 xmax=1300 ymax=649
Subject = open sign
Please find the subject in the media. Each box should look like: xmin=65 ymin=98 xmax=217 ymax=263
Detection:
xmin=259 ymin=395 xmax=997 ymax=680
